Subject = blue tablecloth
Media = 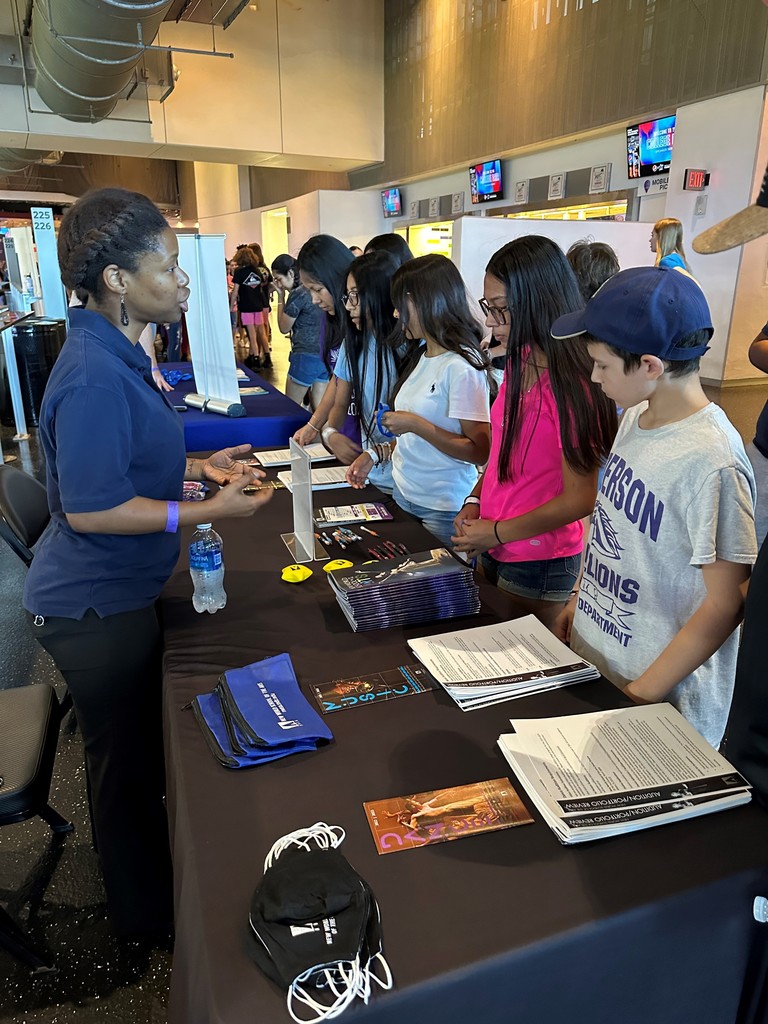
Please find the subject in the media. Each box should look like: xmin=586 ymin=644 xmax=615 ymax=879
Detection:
xmin=162 ymin=362 xmax=309 ymax=452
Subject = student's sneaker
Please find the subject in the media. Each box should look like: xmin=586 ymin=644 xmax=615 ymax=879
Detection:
xmin=262 ymin=353 xmax=273 ymax=368
xmin=244 ymin=354 xmax=262 ymax=370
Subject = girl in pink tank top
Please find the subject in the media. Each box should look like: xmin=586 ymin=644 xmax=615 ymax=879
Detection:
xmin=452 ymin=235 xmax=617 ymax=628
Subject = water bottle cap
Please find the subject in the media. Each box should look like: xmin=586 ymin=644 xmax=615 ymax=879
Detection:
xmin=196 ymin=523 xmax=212 ymax=530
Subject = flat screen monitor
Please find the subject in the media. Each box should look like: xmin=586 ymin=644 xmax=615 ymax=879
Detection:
xmin=626 ymin=115 xmax=676 ymax=178
xmin=469 ymin=160 xmax=503 ymax=204
xmin=381 ymin=188 xmax=402 ymax=218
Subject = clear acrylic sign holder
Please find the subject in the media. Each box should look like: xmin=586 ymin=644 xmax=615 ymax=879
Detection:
xmin=280 ymin=440 xmax=328 ymax=563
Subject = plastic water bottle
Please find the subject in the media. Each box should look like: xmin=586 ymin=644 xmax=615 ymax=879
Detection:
xmin=189 ymin=524 xmax=227 ymax=614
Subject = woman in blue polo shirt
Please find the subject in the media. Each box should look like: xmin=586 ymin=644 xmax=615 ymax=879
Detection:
xmin=23 ymin=187 xmax=273 ymax=939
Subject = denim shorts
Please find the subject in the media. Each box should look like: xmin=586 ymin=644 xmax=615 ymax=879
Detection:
xmin=288 ymin=351 xmax=330 ymax=387
xmin=392 ymin=487 xmax=457 ymax=547
xmin=480 ymin=552 xmax=579 ymax=602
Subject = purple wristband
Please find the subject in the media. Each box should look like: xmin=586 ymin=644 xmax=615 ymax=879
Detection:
xmin=165 ymin=500 xmax=179 ymax=534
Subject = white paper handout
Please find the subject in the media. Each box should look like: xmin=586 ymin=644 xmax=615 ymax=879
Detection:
xmin=277 ymin=465 xmax=352 ymax=492
xmin=408 ymin=615 xmax=599 ymax=710
xmin=498 ymin=703 xmax=751 ymax=844
xmin=255 ymin=444 xmax=334 ymax=467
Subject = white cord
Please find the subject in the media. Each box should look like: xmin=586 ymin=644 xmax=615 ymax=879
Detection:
xmin=263 ymin=822 xmax=345 ymax=872
xmin=261 ymin=822 xmax=394 ymax=1022
xmin=287 ymin=951 xmax=393 ymax=1023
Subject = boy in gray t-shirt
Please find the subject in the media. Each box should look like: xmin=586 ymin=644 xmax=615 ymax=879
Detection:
xmin=551 ymin=267 xmax=757 ymax=747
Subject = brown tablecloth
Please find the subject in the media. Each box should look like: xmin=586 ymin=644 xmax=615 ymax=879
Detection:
xmin=161 ymin=484 xmax=768 ymax=1024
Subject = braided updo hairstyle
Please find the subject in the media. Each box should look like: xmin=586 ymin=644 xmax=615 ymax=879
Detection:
xmin=58 ymin=188 xmax=169 ymax=304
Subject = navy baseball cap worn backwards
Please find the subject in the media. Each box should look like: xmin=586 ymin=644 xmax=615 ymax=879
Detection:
xmin=550 ymin=266 xmax=713 ymax=360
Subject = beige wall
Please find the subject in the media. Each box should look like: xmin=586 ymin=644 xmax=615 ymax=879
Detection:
xmin=0 ymin=1 xmax=384 ymax=170
xmin=661 ymin=87 xmax=765 ymax=382
xmin=192 ymin=163 xmax=242 ymax=222
xmin=726 ymin=93 xmax=768 ymax=382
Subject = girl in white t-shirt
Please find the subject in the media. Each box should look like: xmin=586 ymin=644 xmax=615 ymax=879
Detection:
xmin=347 ymin=254 xmax=491 ymax=544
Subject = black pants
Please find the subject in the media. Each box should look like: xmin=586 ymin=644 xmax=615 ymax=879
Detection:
xmin=29 ymin=605 xmax=173 ymax=936
xmin=726 ymin=535 xmax=768 ymax=805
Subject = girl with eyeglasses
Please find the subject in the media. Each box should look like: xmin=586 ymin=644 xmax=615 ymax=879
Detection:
xmin=292 ymin=234 xmax=361 ymax=456
xmin=347 ymin=254 xmax=492 ymax=545
xmin=317 ymin=250 xmax=401 ymax=492
xmin=452 ymin=235 xmax=617 ymax=628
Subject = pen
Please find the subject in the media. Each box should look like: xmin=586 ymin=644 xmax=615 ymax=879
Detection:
xmin=367 ymin=547 xmax=382 ymax=560
xmin=396 ymin=543 xmax=409 ymax=555
xmin=360 ymin=525 xmax=378 ymax=536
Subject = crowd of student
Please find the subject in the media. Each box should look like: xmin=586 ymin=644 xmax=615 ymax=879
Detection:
xmin=17 ymin=184 xmax=765 ymax=943
xmin=281 ymin=219 xmax=756 ymax=755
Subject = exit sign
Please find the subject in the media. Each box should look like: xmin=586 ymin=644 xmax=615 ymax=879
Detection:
xmin=683 ymin=168 xmax=709 ymax=191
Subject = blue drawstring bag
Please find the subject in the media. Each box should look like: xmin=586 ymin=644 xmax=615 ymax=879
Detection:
xmin=192 ymin=653 xmax=333 ymax=768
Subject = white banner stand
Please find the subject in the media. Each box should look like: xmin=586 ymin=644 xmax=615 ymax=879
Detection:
xmin=31 ymin=208 xmax=68 ymax=321
xmin=0 ymin=317 xmax=31 ymax=441
xmin=176 ymin=233 xmax=244 ymax=418
xmin=280 ymin=440 xmax=328 ymax=563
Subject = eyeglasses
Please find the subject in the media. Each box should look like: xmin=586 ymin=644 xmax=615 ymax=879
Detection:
xmin=478 ymin=297 xmax=510 ymax=325
xmin=342 ymin=288 xmax=360 ymax=308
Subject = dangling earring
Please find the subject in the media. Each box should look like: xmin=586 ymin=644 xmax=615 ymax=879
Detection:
xmin=120 ymin=293 xmax=129 ymax=326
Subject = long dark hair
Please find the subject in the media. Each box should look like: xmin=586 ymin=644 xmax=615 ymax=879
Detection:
xmin=57 ymin=187 xmax=168 ymax=303
xmin=296 ymin=234 xmax=355 ymax=368
xmin=343 ymin=251 xmax=400 ymax=439
xmin=486 ymin=235 xmax=617 ymax=482
xmin=364 ymin=233 xmax=414 ymax=267
xmin=389 ymin=254 xmax=489 ymax=398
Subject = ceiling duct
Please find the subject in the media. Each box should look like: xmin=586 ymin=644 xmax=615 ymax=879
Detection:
xmin=0 ymin=147 xmax=57 ymax=174
xmin=30 ymin=0 xmax=175 ymax=122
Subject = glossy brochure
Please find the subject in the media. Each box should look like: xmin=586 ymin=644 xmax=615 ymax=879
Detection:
xmin=364 ymin=779 xmax=533 ymax=855
xmin=311 ymin=664 xmax=438 ymax=714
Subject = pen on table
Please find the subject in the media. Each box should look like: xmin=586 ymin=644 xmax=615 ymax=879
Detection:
xmin=367 ymin=547 xmax=382 ymax=560
xmin=396 ymin=543 xmax=409 ymax=555
xmin=360 ymin=525 xmax=378 ymax=536
xmin=340 ymin=527 xmax=362 ymax=541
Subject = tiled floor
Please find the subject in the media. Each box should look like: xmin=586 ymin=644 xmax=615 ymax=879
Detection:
xmin=1 ymin=322 xmax=766 ymax=1021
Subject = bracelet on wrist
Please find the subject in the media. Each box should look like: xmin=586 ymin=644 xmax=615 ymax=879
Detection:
xmin=463 ymin=495 xmax=481 ymax=507
xmin=493 ymin=520 xmax=504 ymax=545
xmin=305 ymin=421 xmax=321 ymax=435
xmin=365 ymin=447 xmax=380 ymax=466
xmin=321 ymin=425 xmax=339 ymax=445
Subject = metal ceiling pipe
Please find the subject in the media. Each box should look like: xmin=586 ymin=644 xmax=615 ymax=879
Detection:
xmin=0 ymin=147 xmax=51 ymax=174
xmin=30 ymin=0 xmax=175 ymax=123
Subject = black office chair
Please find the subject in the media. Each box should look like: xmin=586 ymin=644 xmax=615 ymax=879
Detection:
xmin=0 ymin=463 xmax=50 ymax=567
xmin=0 ymin=683 xmax=74 ymax=973
xmin=0 ymin=465 xmax=73 ymax=716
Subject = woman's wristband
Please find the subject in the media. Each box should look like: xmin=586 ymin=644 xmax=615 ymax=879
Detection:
xmin=365 ymin=447 xmax=380 ymax=466
xmin=321 ymin=425 xmax=339 ymax=445
xmin=165 ymin=501 xmax=180 ymax=533
xmin=493 ymin=520 xmax=504 ymax=545
xmin=462 ymin=495 xmax=481 ymax=507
